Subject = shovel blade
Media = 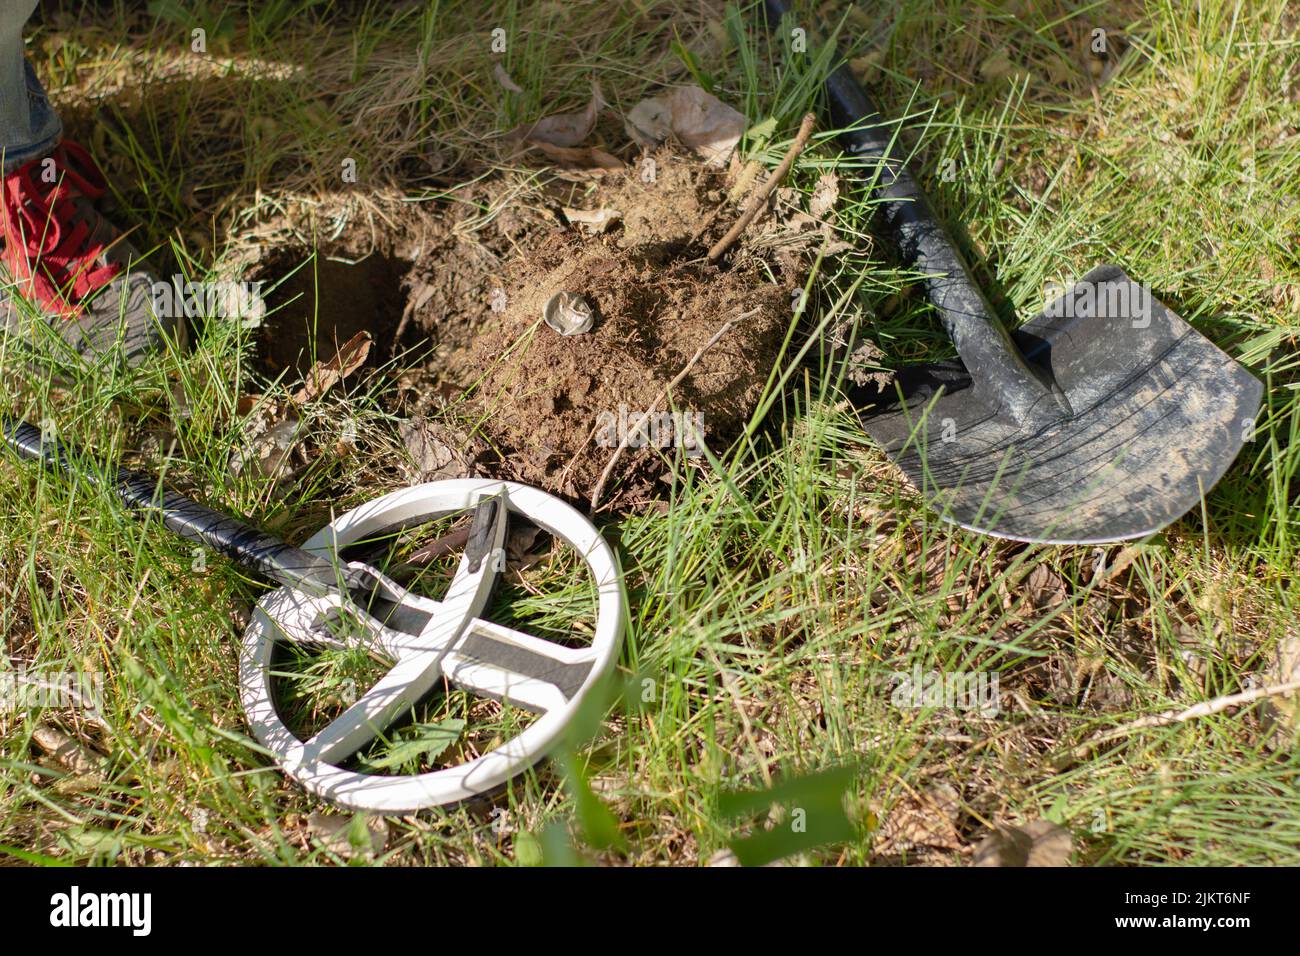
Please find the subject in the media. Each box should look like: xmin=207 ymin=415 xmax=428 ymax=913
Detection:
xmin=861 ymin=266 xmax=1263 ymax=544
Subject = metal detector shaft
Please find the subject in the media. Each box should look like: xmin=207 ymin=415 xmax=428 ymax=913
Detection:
xmin=761 ymin=0 xmax=1058 ymax=425
xmin=1 ymin=416 xmax=355 ymax=598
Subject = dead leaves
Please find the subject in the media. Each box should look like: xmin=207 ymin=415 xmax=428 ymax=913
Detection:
xmin=761 ymin=175 xmax=854 ymax=257
xmin=872 ymin=782 xmax=963 ymax=857
xmin=509 ymin=81 xmax=624 ymax=172
xmin=229 ymin=400 xmax=303 ymax=484
xmin=31 ymin=723 xmax=108 ymax=795
xmin=821 ymin=313 xmax=894 ymax=392
xmin=872 ymin=786 xmax=1074 ymax=867
xmin=972 ymin=819 xmax=1073 ymax=867
xmin=291 ymin=331 xmax=371 ymax=405
xmin=973 ymin=26 xmax=1131 ymax=98
xmin=529 ymin=142 xmax=623 ymax=171
xmin=398 ymin=417 xmax=473 ymax=482
xmin=1024 ymin=564 xmax=1067 ymax=611
xmin=232 ymin=334 xmax=374 ymax=485
xmin=561 ymin=206 xmax=623 ymax=234
xmin=307 ymin=811 xmax=388 ymax=862
xmin=508 ymin=82 xmax=748 ymax=174
xmin=1257 ymin=630 xmax=1300 ymax=749
xmin=807 ymin=171 xmax=840 ymax=221
xmin=407 ymin=515 xmax=544 ymax=570
xmin=626 ymin=85 xmax=745 ymax=166
xmin=32 ymin=723 xmax=105 ymax=776
xmin=512 ymin=81 xmax=606 ymax=148
xmin=996 ymin=560 xmax=1067 ymax=617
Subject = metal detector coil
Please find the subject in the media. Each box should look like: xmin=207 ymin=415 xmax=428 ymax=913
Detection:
xmin=239 ymin=479 xmax=624 ymax=814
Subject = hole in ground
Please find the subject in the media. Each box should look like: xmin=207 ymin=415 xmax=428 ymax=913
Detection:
xmin=252 ymin=248 xmax=414 ymax=381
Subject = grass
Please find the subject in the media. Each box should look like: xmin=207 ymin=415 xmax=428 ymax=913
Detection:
xmin=1 ymin=0 xmax=1297 ymax=865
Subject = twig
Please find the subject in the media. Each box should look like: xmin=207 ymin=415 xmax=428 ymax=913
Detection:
xmin=588 ymin=308 xmax=759 ymax=508
xmin=391 ymin=300 xmax=418 ymax=357
xmin=706 ymin=112 xmax=816 ymax=263
xmin=1074 ymin=677 xmax=1300 ymax=756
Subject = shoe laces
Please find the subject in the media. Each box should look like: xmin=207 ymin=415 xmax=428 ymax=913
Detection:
xmin=1 ymin=142 xmax=124 ymax=315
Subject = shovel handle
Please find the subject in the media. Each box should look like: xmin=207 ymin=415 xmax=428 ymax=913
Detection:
xmin=1 ymin=416 xmax=351 ymax=597
xmin=761 ymin=0 xmax=1056 ymax=422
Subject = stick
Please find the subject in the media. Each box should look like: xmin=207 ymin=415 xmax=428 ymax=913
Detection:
xmin=1075 ymin=677 xmax=1300 ymax=756
xmin=588 ymin=308 xmax=760 ymax=508
xmin=706 ymin=112 xmax=816 ymax=263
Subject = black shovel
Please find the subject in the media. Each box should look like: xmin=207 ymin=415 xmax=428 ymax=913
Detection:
xmin=763 ymin=0 xmax=1262 ymax=543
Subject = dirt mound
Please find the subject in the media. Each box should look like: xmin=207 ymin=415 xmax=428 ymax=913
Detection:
xmin=461 ymin=230 xmax=790 ymax=502
xmin=239 ymin=150 xmax=802 ymax=508
xmin=443 ymin=150 xmax=798 ymax=504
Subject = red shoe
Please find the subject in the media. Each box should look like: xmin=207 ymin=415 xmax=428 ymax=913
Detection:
xmin=1 ymin=141 xmax=181 ymax=365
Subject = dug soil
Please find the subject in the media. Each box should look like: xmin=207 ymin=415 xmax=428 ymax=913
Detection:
xmin=244 ymin=149 xmax=802 ymax=508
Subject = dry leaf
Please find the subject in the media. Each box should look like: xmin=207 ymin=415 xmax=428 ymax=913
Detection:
xmin=307 ymin=811 xmax=388 ymax=862
xmin=625 ymin=85 xmax=745 ymax=166
xmin=229 ymin=408 xmax=302 ymax=484
xmin=562 ymin=206 xmax=623 ymax=233
xmin=625 ymin=96 xmax=672 ymax=146
xmin=874 ymin=783 xmax=963 ymax=856
xmin=850 ymin=50 xmax=884 ymax=84
xmin=529 ymin=141 xmax=624 ymax=171
xmin=236 ymin=393 xmax=263 ymax=417
xmin=292 ymin=330 xmax=372 ymax=405
xmin=493 ymin=62 xmax=523 ymax=94
xmin=843 ymin=337 xmax=894 ymax=391
xmin=410 ymin=521 xmax=545 ymax=570
xmin=513 ymin=81 xmax=606 ymax=148
xmin=398 ymin=418 xmax=471 ymax=482
xmin=972 ymin=819 xmax=1072 ymax=866
xmin=757 ymin=185 xmax=848 ymax=256
xmin=504 ymin=524 xmax=549 ymax=572
xmin=808 ymin=171 xmax=840 ymax=221
xmin=1259 ymin=630 xmax=1300 ymax=748
xmin=407 ymin=520 xmax=472 ymax=565
xmin=32 ymin=723 xmax=106 ymax=778
xmin=980 ymin=49 xmax=1017 ymax=82
xmin=53 ymin=773 xmax=105 ymax=796
xmin=1095 ymin=541 xmax=1147 ymax=583
xmin=1025 ymin=564 xmax=1066 ymax=610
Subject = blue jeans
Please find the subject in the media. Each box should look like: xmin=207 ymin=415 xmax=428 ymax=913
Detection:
xmin=0 ymin=0 xmax=60 ymax=173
